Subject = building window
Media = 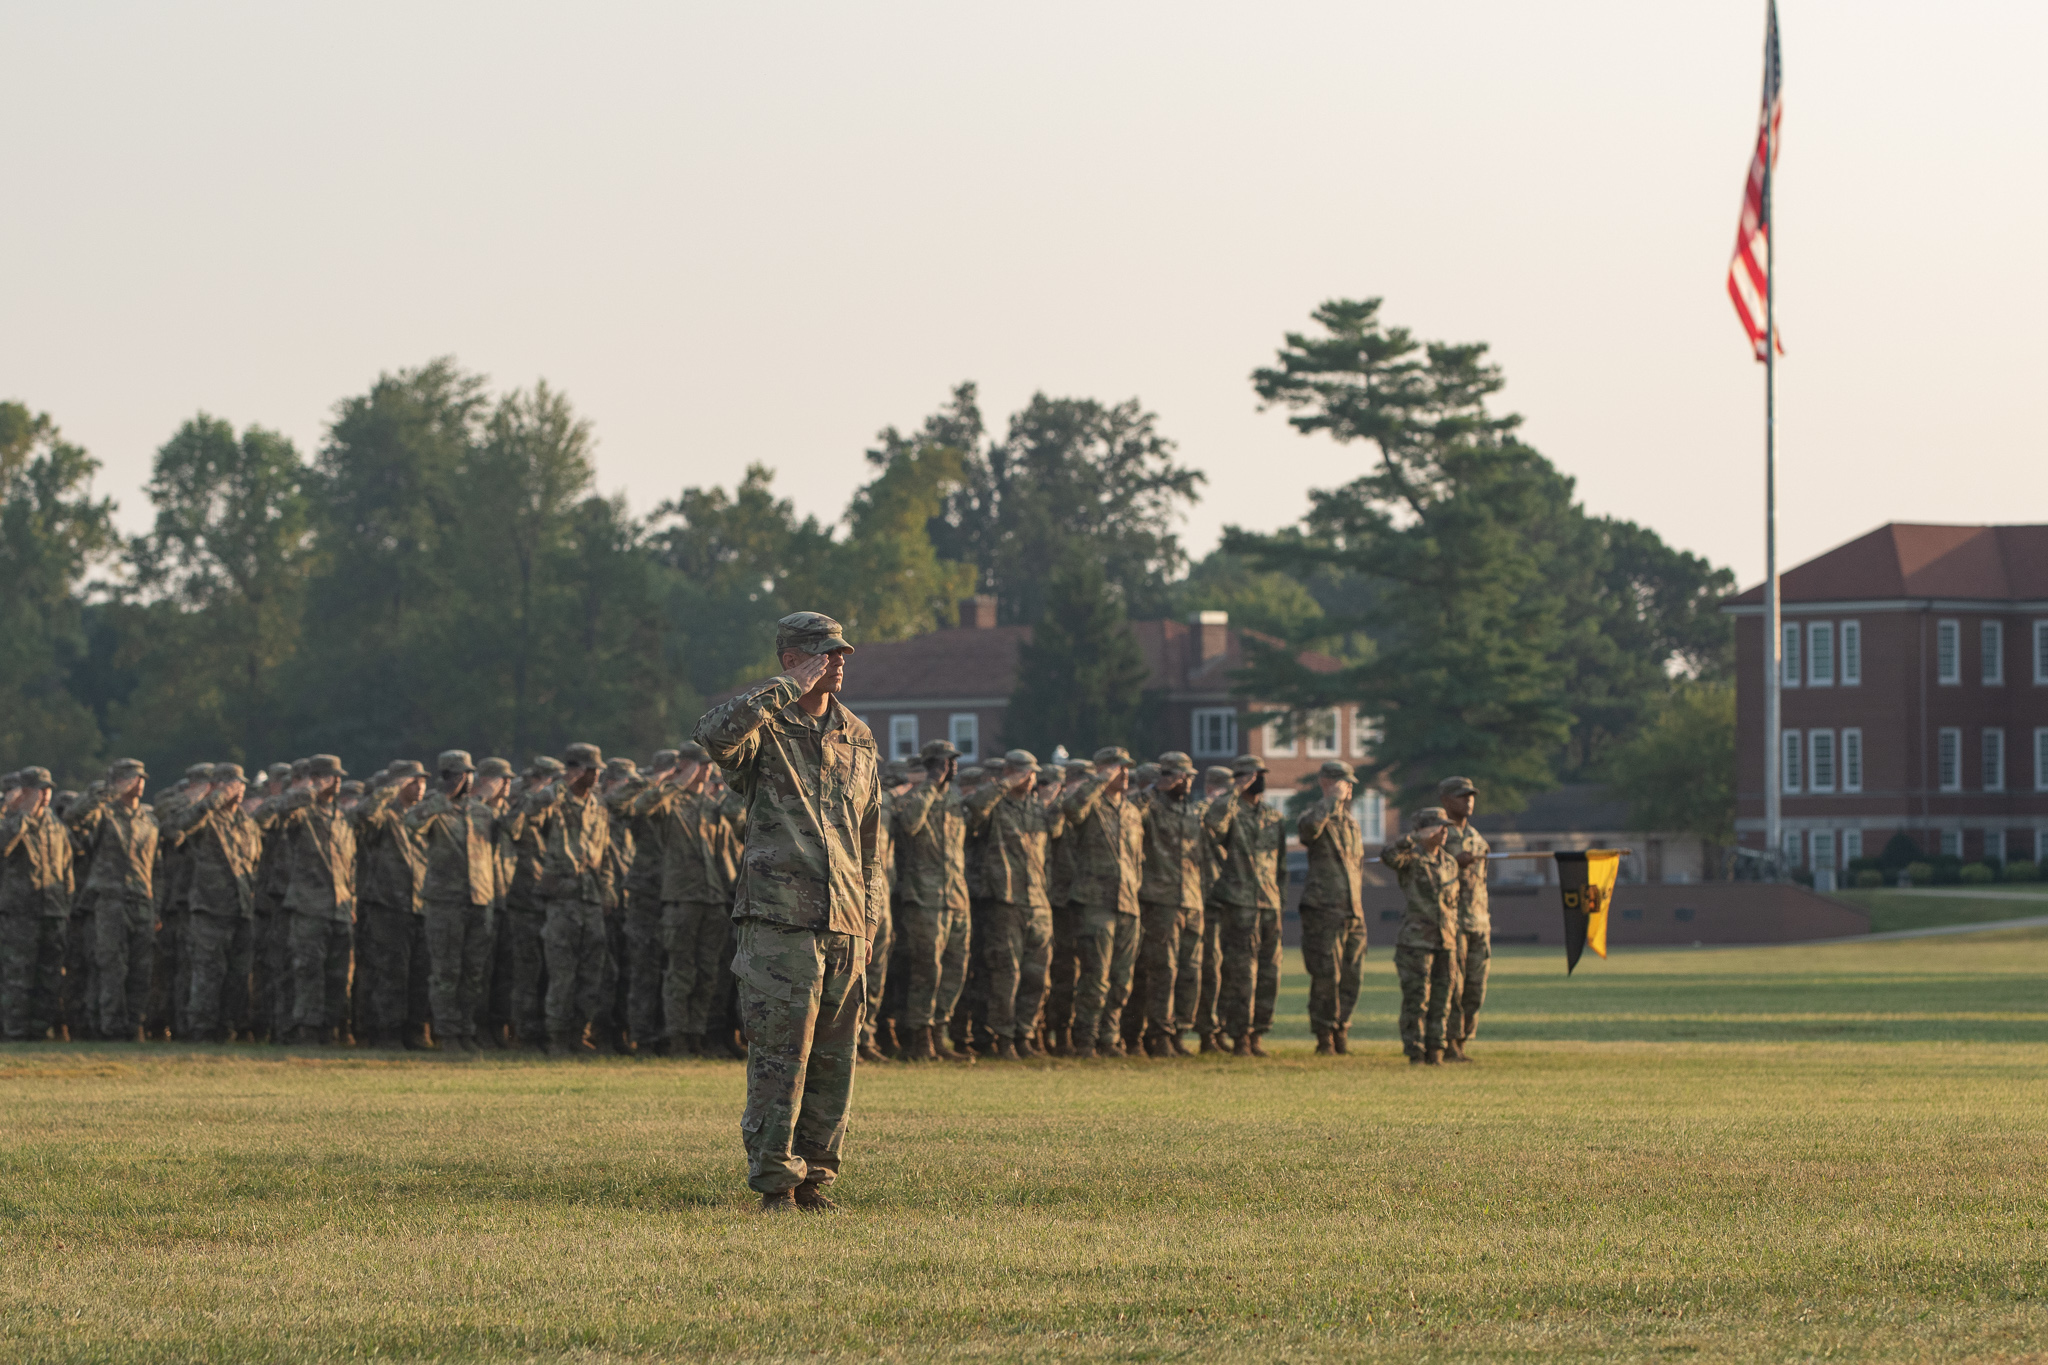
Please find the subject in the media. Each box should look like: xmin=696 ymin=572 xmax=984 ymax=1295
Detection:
xmin=1843 ymin=829 xmax=1863 ymax=863
xmin=1983 ymin=729 xmax=2005 ymax=792
xmin=1783 ymin=829 xmax=1803 ymax=867
xmin=1812 ymin=829 xmax=1836 ymax=871
xmin=1936 ymin=619 xmax=1960 ymax=684
xmin=1350 ymin=711 xmax=1381 ymax=758
xmin=1808 ymin=622 xmax=1834 ymax=686
xmin=888 ymin=715 xmax=918 ymax=760
xmin=1809 ymin=730 xmax=1836 ymax=792
xmin=1841 ymin=620 xmax=1862 ymax=685
xmin=949 ymin=713 xmax=979 ymax=762
xmin=2038 ymin=828 xmax=2048 ymax=864
xmin=1782 ymin=729 xmax=1802 ymax=792
xmin=1937 ymin=727 xmax=1961 ymax=791
xmin=1781 ymin=622 xmax=1801 ymax=687
xmin=1982 ymin=621 xmax=2004 ymax=685
xmin=1355 ymin=789 xmax=1385 ymax=843
xmin=1190 ymin=708 xmax=1236 ymax=758
xmin=2038 ymin=729 xmax=2048 ymax=792
xmin=1305 ymin=709 xmax=1340 ymax=756
xmin=1262 ymin=719 xmax=1297 ymax=758
xmin=2035 ymin=621 xmax=2048 ymax=685
xmin=1939 ymin=829 xmax=1961 ymax=859
xmin=1842 ymin=728 xmax=1863 ymax=792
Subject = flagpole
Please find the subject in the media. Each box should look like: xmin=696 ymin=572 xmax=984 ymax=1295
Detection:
xmin=1762 ymin=85 xmax=1782 ymax=877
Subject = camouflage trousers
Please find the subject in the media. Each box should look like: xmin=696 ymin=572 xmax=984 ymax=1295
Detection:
xmin=93 ymin=894 xmax=155 ymax=1037
xmin=150 ymin=907 xmax=197 ymax=1038
xmin=661 ymin=900 xmax=732 ymax=1039
xmin=1191 ymin=901 xmax=1224 ymax=1034
xmin=288 ymin=914 xmax=354 ymax=1034
xmin=542 ymin=899 xmax=613 ymax=1044
xmin=1043 ymin=901 xmax=1080 ymax=1037
xmin=62 ymin=898 xmax=95 ymax=1039
xmin=1453 ymin=931 xmax=1490 ymax=1042
xmin=1298 ymin=905 xmax=1366 ymax=1035
xmin=1138 ymin=899 xmax=1204 ymax=1037
xmin=182 ymin=909 xmax=252 ymax=1040
xmin=622 ymin=891 xmax=665 ymax=1045
xmin=1219 ymin=904 xmax=1283 ymax=1038
xmin=357 ymin=904 xmax=428 ymax=1045
xmin=981 ymin=900 xmax=1053 ymax=1042
xmin=425 ymin=900 xmax=493 ymax=1045
xmin=895 ymin=901 xmax=968 ymax=1031
xmin=253 ymin=908 xmax=294 ymax=1041
xmin=1 ymin=911 xmax=66 ymax=1041
xmin=860 ymin=900 xmax=892 ymax=1046
xmin=1071 ymin=905 xmax=1141 ymax=1049
xmin=502 ymin=903 xmax=548 ymax=1044
xmin=1394 ymin=942 xmax=1464 ymax=1057
xmin=732 ymin=918 xmax=864 ymax=1195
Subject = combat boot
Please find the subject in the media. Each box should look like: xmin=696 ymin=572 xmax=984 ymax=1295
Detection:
xmin=1232 ymin=1032 xmax=1251 ymax=1057
xmin=1445 ymin=1039 xmax=1473 ymax=1063
xmin=934 ymin=1030 xmax=973 ymax=1063
xmin=758 ymin=1190 xmax=796 ymax=1214
xmin=1247 ymin=1033 xmax=1269 ymax=1058
xmin=875 ymin=1019 xmax=899 ymax=1058
xmin=993 ymin=1037 xmax=1019 ymax=1060
xmin=857 ymin=1037 xmax=885 ymax=1063
xmin=1168 ymin=1032 xmax=1194 ymax=1057
xmin=1331 ymin=1027 xmax=1349 ymax=1055
xmin=793 ymin=1181 xmax=839 ymax=1213
xmin=1199 ymin=1030 xmax=1221 ymax=1055
xmin=1423 ymin=1049 xmax=1442 ymax=1066
xmin=1070 ymin=1039 xmax=1096 ymax=1060
xmin=902 ymin=1025 xmax=938 ymax=1062
xmin=1102 ymin=1037 xmax=1127 ymax=1058
xmin=1314 ymin=1030 xmax=1334 ymax=1056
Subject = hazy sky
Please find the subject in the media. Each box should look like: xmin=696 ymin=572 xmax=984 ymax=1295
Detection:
xmin=5 ymin=2 xmax=2043 ymax=589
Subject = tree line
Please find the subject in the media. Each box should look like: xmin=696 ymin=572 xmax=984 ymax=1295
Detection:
xmin=1 ymin=299 xmax=1736 ymax=847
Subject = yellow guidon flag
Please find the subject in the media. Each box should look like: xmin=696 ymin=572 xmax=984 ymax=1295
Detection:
xmin=1555 ymin=850 xmax=1623 ymax=974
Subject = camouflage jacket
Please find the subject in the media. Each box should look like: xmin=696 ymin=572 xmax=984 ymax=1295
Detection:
xmin=352 ymin=787 xmax=425 ymax=913
xmin=626 ymin=783 xmax=739 ymax=907
xmin=1046 ymin=820 xmax=1074 ymax=907
xmin=1381 ymin=831 xmax=1460 ymax=950
xmin=616 ymin=777 xmax=666 ymax=903
xmin=601 ymin=788 xmax=636 ymax=910
xmin=274 ymin=790 xmax=358 ymax=921
xmin=964 ymin=781 xmax=1066 ymax=909
xmin=1059 ymin=775 xmax=1144 ymax=916
xmin=890 ymin=779 xmax=968 ymax=913
xmin=67 ymin=794 xmax=159 ymax=902
xmin=693 ymin=675 xmax=886 ymax=938
xmin=0 ymin=807 xmax=74 ymax=918
xmin=1203 ymin=791 xmax=1285 ymax=911
xmin=405 ymin=790 xmax=501 ymax=906
xmin=1297 ymin=797 xmax=1363 ymax=916
xmin=505 ymin=786 xmax=551 ymax=912
xmin=876 ymin=788 xmax=898 ymax=901
xmin=528 ymin=784 xmax=611 ymax=907
xmin=1442 ymin=822 xmax=1491 ymax=934
xmin=1139 ymin=789 xmax=1207 ymax=911
xmin=250 ymin=797 xmax=292 ymax=914
xmin=162 ymin=789 xmax=263 ymax=919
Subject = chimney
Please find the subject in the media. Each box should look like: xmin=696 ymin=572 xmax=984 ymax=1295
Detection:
xmin=1191 ymin=610 xmax=1229 ymax=663
xmin=957 ymin=595 xmax=999 ymax=629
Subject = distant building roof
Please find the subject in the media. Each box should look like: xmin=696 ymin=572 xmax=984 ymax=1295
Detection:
xmin=1470 ymin=783 xmax=1631 ymax=835
xmin=1727 ymin=523 xmax=2048 ymax=607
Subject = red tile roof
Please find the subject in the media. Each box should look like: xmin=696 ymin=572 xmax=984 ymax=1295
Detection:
xmin=1729 ymin=523 xmax=2048 ymax=605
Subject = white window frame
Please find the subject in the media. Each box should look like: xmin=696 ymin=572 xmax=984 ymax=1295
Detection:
xmin=1782 ymin=729 xmax=1802 ymax=792
xmin=1939 ymin=829 xmax=1961 ymax=859
xmin=1781 ymin=622 xmax=1801 ymax=687
xmin=888 ymin=714 xmax=918 ymax=760
xmin=1841 ymin=728 xmax=1863 ymax=793
xmin=1843 ymin=829 xmax=1864 ymax=864
xmin=1841 ymin=620 xmax=1862 ymax=685
xmin=2038 ymin=828 xmax=2048 ymax=865
xmin=1262 ymin=718 xmax=1298 ymax=759
xmin=1305 ymin=708 xmax=1340 ymax=757
xmin=1812 ymin=829 xmax=1837 ymax=871
xmin=1982 ymin=620 xmax=2004 ymax=685
xmin=2035 ymin=620 xmax=2048 ymax=685
xmin=1349 ymin=710 xmax=1381 ymax=758
xmin=2038 ymin=728 xmax=2048 ymax=793
xmin=1937 ymin=727 xmax=1962 ymax=792
xmin=1783 ymin=829 xmax=1803 ymax=867
xmin=1936 ymin=619 xmax=1960 ymax=685
xmin=1809 ymin=730 xmax=1836 ymax=793
xmin=1190 ymin=708 xmax=1237 ymax=759
xmin=1354 ymin=788 xmax=1385 ymax=844
xmin=1984 ymin=830 xmax=2005 ymax=865
xmin=1808 ymin=622 xmax=1835 ymax=687
xmin=948 ymin=713 xmax=979 ymax=762
xmin=1983 ymin=728 xmax=2005 ymax=793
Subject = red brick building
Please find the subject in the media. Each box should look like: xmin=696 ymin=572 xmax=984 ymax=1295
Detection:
xmin=1725 ymin=523 xmax=2048 ymax=874
xmin=837 ymin=596 xmax=1391 ymax=843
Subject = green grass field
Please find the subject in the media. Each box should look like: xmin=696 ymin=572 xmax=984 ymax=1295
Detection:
xmin=5 ymin=930 xmax=2047 ymax=1363
xmin=1831 ymin=885 xmax=2048 ymax=934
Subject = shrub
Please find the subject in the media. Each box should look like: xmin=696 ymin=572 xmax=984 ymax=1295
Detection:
xmin=1960 ymin=862 xmax=1994 ymax=884
xmin=1855 ymin=869 xmax=1884 ymax=888
xmin=2006 ymin=859 xmax=2040 ymax=883
xmin=1906 ymin=861 xmax=1934 ymax=886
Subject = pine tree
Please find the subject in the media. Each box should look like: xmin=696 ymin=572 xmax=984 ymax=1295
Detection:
xmin=1005 ymin=553 xmax=1150 ymax=759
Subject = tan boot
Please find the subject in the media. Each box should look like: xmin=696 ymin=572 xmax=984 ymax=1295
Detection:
xmin=1247 ymin=1033 xmax=1269 ymax=1058
xmin=1314 ymin=1031 xmax=1334 ymax=1056
xmin=1423 ymin=1049 xmax=1442 ymax=1066
xmin=1331 ymin=1027 xmax=1349 ymax=1055
xmin=1231 ymin=1032 xmax=1252 ymax=1057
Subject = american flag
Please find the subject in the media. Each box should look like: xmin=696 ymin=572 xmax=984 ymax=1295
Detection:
xmin=1728 ymin=1 xmax=1784 ymax=360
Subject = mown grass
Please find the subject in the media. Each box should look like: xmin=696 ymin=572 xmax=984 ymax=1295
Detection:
xmin=1831 ymin=885 xmax=2048 ymax=934
xmin=4 ymin=929 xmax=2047 ymax=1362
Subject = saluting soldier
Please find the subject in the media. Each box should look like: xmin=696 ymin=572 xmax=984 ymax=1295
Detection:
xmin=890 ymin=739 xmax=972 ymax=1063
xmin=626 ymin=741 xmax=740 ymax=1056
xmin=503 ymin=756 xmax=564 ymax=1048
xmin=1 ymin=767 xmax=74 ymax=1042
xmin=1380 ymin=806 xmax=1464 ymax=1066
xmin=352 ymin=761 xmax=428 ymax=1049
xmin=406 ymin=750 xmax=506 ymax=1054
xmin=1297 ymin=759 xmax=1367 ymax=1055
xmin=1061 ymin=746 xmax=1145 ymax=1058
xmin=1191 ymin=764 xmax=1234 ymax=1052
xmin=274 ymin=755 xmax=358 ymax=1045
xmin=963 ymin=750 xmax=1067 ymax=1060
xmin=1437 ymin=776 xmax=1489 ymax=1062
xmin=526 ymin=744 xmax=614 ymax=1056
xmin=1204 ymin=753 xmax=1286 ymax=1057
xmin=161 ymin=764 xmax=263 ymax=1042
xmin=1137 ymin=752 xmax=1206 ymax=1057
xmin=68 ymin=759 xmax=159 ymax=1042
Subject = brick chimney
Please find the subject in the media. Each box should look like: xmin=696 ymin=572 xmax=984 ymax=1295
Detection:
xmin=1191 ymin=610 xmax=1229 ymax=664
xmin=957 ymin=595 xmax=999 ymax=629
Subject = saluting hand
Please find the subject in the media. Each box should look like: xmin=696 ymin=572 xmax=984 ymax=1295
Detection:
xmin=785 ymin=652 xmax=830 ymax=691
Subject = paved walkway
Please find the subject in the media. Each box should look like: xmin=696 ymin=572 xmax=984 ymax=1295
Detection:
xmin=1882 ymin=888 xmax=2048 ymax=902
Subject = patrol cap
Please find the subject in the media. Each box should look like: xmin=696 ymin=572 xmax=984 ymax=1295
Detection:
xmin=562 ymin=742 xmax=603 ymax=770
xmin=1064 ymin=759 xmax=1095 ymax=777
xmin=185 ymin=762 xmax=214 ymax=782
xmin=920 ymin=739 xmax=959 ymax=761
xmin=1156 ymin=751 xmax=1196 ymax=774
xmin=1132 ymin=762 xmax=1160 ymax=785
xmin=108 ymin=758 xmax=148 ymax=781
xmin=437 ymin=749 xmax=475 ymax=775
xmin=339 ymin=780 xmax=365 ymax=798
xmin=775 ymin=610 xmax=855 ymax=656
xmin=1231 ymin=753 xmax=1268 ymax=775
xmin=676 ymin=741 xmax=710 ymax=763
xmin=1203 ymin=765 xmax=1235 ymax=785
xmin=1091 ymin=746 xmax=1132 ymax=768
xmin=1438 ymin=775 xmax=1479 ymax=799
xmin=1319 ymin=760 xmax=1356 ymax=781
xmin=386 ymin=759 xmax=428 ymax=781
xmin=604 ymin=757 xmax=638 ymax=779
xmin=650 ymin=749 xmax=680 ymax=770
xmin=288 ymin=758 xmax=312 ymax=781
xmin=16 ymin=766 xmax=52 ymax=789
xmin=266 ymin=762 xmax=292 ymax=783
xmin=1001 ymin=748 xmax=1037 ymax=770
xmin=478 ymin=757 xmax=515 ymax=779
xmin=531 ymin=755 xmax=566 ymax=776
xmin=306 ymin=754 xmax=348 ymax=779
xmin=368 ymin=766 xmax=391 ymax=788
xmin=958 ymin=765 xmax=986 ymax=782
xmin=883 ymin=759 xmax=911 ymax=783
xmin=1412 ymin=806 xmax=1449 ymax=830
xmin=208 ymin=763 xmax=247 ymax=785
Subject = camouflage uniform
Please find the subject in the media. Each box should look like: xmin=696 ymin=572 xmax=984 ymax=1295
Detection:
xmin=152 ymin=768 xmax=211 ymax=1038
xmin=1061 ymin=748 xmax=1145 ymax=1054
xmin=1297 ymin=760 xmax=1367 ymax=1044
xmin=617 ymin=755 xmax=673 ymax=1050
xmin=963 ymin=752 xmax=1067 ymax=1051
xmin=1381 ymin=808 xmax=1465 ymax=1061
xmin=527 ymin=744 xmax=615 ymax=1052
xmin=1205 ymin=755 xmax=1286 ymax=1045
xmin=1 ymin=771 xmax=74 ymax=1041
xmin=625 ymin=744 xmax=741 ymax=1050
xmin=503 ymin=757 xmax=563 ymax=1044
xmin=1438 ymin=777 xmax=1491 ymax=1046
xmin=352 ymin=765 xmax=428 ymax=1047
xmin=1191 ymin=768 xmax=1233 ymax=1044
xmin=274 ymin=757 xmax=359 ymax=1040
xmin=248 ymin=762 xmax=294 ymax=1040
xmin=407 ymin=752 xmax=506 ymax=1050
xmin=860 ymin=764 xmax=906 ymax=1055
xmin=162 ymin=769 xmax=263 ymax=1040
xmin=1138 ymin=754 xmax=1208 ymax=1047
xmin=1042 ymin=759 xmax=1090 ymax=1049
xmin=890 ymin=741 xmax=970 ymax=1051
xmin=68 ymin=761 xmax=160 ymax=1038
xmin=693 ymin=612 xmax=885 ymax=1198
xmin=598 ymin=758 xmax=639 ymax=1049
xmin=478 ymin=758 xmax=520 ymax=1042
